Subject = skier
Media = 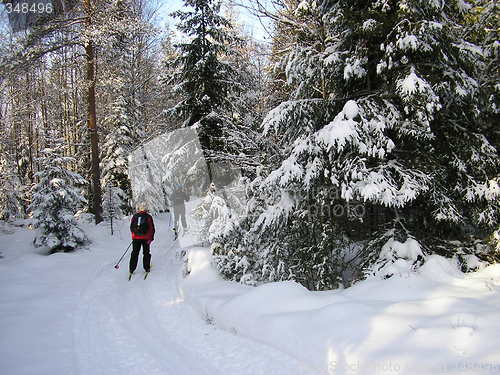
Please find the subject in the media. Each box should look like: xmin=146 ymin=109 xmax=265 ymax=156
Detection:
xmin=172 ymin=183 xmax=189 ymax=236
xmin=129 ymin=204 xmax=155 ymax=278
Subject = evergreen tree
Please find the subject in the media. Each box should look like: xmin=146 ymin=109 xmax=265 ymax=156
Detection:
xmin=0 ymin=166 xmax=24 ymax=221
xmin=213 ymin=0 xmax=499 ymax=289
xmin=100 ymin=94 xmax=135 ymax=205
xmin=30 ymin=142 xmax=87 ymax=252
xmin=168 ymin=0 xmax=242 ymax=183
xmin=462 ymin=0 xmax=499 ymax=147
xmin=193 ymin=182 xmax=246 ymax=244
xmin=0 ymin=133 xmax=24 ymax=221
xmin=194 ymin=7 xmax=272 ymax=182
xmin=99 ymin=0 xmax=157 ymax=210
xmin=158 ymin=33 xmax=184 ymax=132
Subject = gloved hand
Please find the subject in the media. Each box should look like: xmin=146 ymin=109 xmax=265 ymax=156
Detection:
xmin=147 ymin=239 xmax=153 ymax=245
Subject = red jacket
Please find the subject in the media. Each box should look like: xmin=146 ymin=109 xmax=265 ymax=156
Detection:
xmin=130 ymin=211 xmax=155 ymax=241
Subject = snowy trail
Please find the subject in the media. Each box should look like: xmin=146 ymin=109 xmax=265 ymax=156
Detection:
xmin=72 ymin=215 xmax=316 ymax=375
xmin=2 ymin=218 xmax=500 ymax=375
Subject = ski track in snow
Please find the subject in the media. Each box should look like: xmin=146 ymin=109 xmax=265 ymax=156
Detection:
xmin=73 ymin=215 xmax=316 ymax=375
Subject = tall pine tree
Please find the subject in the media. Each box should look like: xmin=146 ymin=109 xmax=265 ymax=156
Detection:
xmin=168 ymin=0 xmax=242 ymax=184
xmin=100 ymin=94 xmax=135 ymax=204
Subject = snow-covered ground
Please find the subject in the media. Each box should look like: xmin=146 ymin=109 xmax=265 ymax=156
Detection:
xmin=0 ymin=216 xmax=315 ymax=375
xmin=182 ymin=247 xmax=500 ymax=375
xmin=1 ymin=214 xmax=499 ymax=375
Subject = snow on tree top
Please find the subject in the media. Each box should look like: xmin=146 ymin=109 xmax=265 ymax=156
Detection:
xmin=343 ymin=100 xmax=359 ymax=120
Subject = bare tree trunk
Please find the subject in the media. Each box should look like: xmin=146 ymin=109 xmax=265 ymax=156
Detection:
xmin=84 ymin=0 xmax=103 ymax=224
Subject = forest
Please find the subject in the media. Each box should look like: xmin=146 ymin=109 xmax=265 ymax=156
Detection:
xmin=0 ymin=0 xmax=498 ymax=290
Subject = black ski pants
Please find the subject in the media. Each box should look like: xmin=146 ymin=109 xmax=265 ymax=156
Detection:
xmin=129 ymin=239 xmax=151 ymax=273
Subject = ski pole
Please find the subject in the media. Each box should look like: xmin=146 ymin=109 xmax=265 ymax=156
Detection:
xmin=114 ymin=241 xmax=133 ymax=269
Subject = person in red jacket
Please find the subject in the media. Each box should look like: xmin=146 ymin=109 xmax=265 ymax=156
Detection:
xmin=129 ymin=204 xmax=155 ymax=276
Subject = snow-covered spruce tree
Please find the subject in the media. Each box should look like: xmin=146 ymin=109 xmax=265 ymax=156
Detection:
xmin=462 ymin=0 xmax=499 ymax=147
xmin=0 ymin=171 xmax=24 ymax=221
xmin=168 ymin=0 xmax=242 ymax=183
xmin=221 ymin=6 xmax=268 ymax=133
xmin=98 ymin=0 xmax=157 ymax=136
xmin=213 ymin=1 xmax=355 ymax=289
xmin=193 ymin=183 xmax=230 ymax=244
xmin=158 ymin=33 xmax=184 ymax=132
xmin=215 ymin=21 xmax=271 ymax=178
xmin=100 ymin=94 xmax=135 ymax=208
xmin=99 ymin=0 xmax=158 ymax=211
xmin=193 ymin=181 xmax=248 ymax=245
xmin=0 ymin=146 xmax=24 ymax=221
xmin=213 ymin=0 xmax=499 ymax=289
xmin=30 ymin=144 xmax=87 ymax=252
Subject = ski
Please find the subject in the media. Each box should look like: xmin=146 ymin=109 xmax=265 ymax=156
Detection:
xmin=144 ymin=272 xmax=150 ymax=280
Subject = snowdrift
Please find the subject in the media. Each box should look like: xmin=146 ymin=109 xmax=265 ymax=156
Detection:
xmin=181 ymin=247 xmax=500 ymax=375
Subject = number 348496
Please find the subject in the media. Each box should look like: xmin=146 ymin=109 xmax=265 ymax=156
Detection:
xmin=5 ymin=1 xmax=54 ymax=14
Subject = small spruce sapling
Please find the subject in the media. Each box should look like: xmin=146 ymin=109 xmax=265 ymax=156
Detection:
xmin=30 ymin=145 xmax=87 ymax=252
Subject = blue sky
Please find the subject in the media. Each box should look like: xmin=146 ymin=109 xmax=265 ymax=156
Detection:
xmin=158 ymin=0 xmax=271 ymax=42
